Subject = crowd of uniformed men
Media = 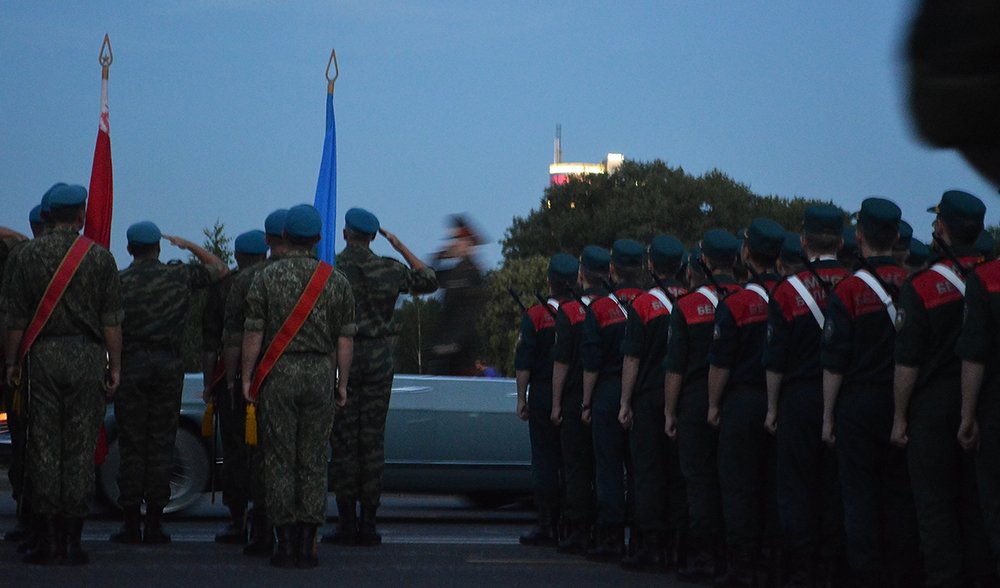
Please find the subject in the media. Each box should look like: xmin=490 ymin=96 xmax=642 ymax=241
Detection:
xmin=1 ymin=183 xmax=440 ymax=569
xmin=514 ymin=190 xmax=1000 ymax=587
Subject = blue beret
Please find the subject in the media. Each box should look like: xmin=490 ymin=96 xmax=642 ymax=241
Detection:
xmin=896 ymin=220 xmax=913 ymax=249
xmin=780 ymin=231 xmax=802 ymax=262
xmin=700 ymin=229 xmax=739 ymax=260
xmin=345 ymin=207 xmax=379 ymax=236
xmin=29 ymin=205 xmax=43 ymax=225
xmin=649 ymin=235 xmax=684 ymax=267
xmin=611 ymin=238 xmax=644 ymax=268
xmin=907 ymin=238 xmax=930 ymax=266
xmin=48 ymin=184 xmax=87 ymax=210
xmin=265 ymin=209 xmax=289 ymax=237
xmin=234 ymin=230 xmax=268 ymax=255
xmin=857 ymin=197 xmax=901 ymax=234
xmin=548 ymin=253 xmax=579 ymax=283
xmin=975 ymin=230 xmax=995 ymax=258
xmin=746 ymin=218 xmax=785 ymax=259
xmin=803 ymin=205 xmax=844 ymax=235
xmin=580 ymin=245 xmax=610 ymax=272
xmin=41 ymin=182 xmax=67 ymax=214
xmin=928 ymin=190 xmax=986 ymax=229
xmin=126 ymin=221 xmax=162 ymax=245
xmin=285 ymin=204 xmax=322 ymax=238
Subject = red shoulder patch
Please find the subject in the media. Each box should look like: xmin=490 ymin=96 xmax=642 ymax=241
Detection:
xmin=911 ymin=267 xmax=964 ymax=310
xmin=528 ymin=304 xmax=556 ymax=332
xmin=632 ymin=292 xmax=670 ymax=325
xmin=560 ymin=300 xmax=588 ymax=326
xmin=591 ymin=296 xmax=627 ymax=328
xmin=678 ymin=291 xmax=717 ymax=325
xmin=976 ymin=260 xmax=1000 ymax=294
xmin=724 ymin=289 xmax=769 ymax=327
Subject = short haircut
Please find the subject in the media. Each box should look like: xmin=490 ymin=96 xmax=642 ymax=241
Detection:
xmin=613 ymin=264 xmax=642 ymax=284
xmin=344 ymin=227 xmax=375 ymax=242
xmin=803 ymin=231 xmax=841 ymax=255
xmin=129 ymin=243 xmax=158 ymax=258
xmin=48 ymin=204 xmax=84 ymax=224
xmin=703 ymin=253 xmax=735 ymax=272
xmin=942 ymin=218 xmax=983 ymax=247
xmin=581 ymin=267 xmax=607 ymax=287
xmin=288 ymin=235 xmax=321 ymax=248
xmin=747 ymin=250 xmax=778 ymax=270
xmin=859 ymin=224 xmax=897 ymax=252
xmin=651 ymin=257 xmax=682 ymax=278
xmin=549 ymin=278 xmax=574 ymax=298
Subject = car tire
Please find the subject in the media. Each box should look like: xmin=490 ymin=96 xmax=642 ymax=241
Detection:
xmin=96 ymin=426 xmax=211 ymax=515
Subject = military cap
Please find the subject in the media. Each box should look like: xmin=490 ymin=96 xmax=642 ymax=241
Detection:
xmin=928 ymin=190 xmax=986 ymax=228
xmin=126 ymin=221 xmax=162 ymax=245
xmin=975 ymin=230 xmax=995 ymax=258
xmin=612 ymin=239 xmax=644 ymax=267
xmin=857 ymin=197 xmax=902 ymax=235
xmin=265 ymin=209 xmax=289 ymax=237
xmin=47 ymin=184 xmax=87 ymax=210
xmin=746 ymin=218 xmax=785 ymax=259
xmin=284 ymin=204 xmax=322 ymax=238
xmin=234 ymin=230 xmax=268 ymax=255
xmin=907 ymin=238 xmax=930 ymax=266
xmin=841 ymin=225 xmax=858 ymax=257
xmin=803 ymin=205 xmax=844 ymax=235
xmin=29 ymin=205 xmax=43 ymax=225
xmin=41 ymin=182 xmax=67 ymax=214
xmin=780 ymin=231 xmax=802 ymax=262
xmin=345 ymin=207 xmax=379 ymax=236
xmin=580 ymin=245 xmax=610 ymax=272
xmin=548 ymin=253 xmax=579 ymax=283
xmin=700 ymin=229 xmax=739 ymax=260
xmin=896 ymin=220 xmax=914 ymax=249
xmin=649 ymin=235 xmax=684 ymax=267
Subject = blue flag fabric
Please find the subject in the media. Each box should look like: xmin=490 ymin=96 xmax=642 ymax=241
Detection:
xmin=314 ymin=91 xmax=337 ymax=264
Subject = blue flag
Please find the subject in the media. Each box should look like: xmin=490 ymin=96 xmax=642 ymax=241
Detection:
xmin=314 ymin=91 xmax=337 ymax=264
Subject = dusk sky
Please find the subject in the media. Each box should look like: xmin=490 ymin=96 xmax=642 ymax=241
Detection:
xmin=2 ymin=1 xmax=997 ymax=268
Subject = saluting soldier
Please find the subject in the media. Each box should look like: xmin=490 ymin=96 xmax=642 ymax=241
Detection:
xmin=242 ymin=204 xmax=355 ymax=568
xmin=111 ymin=222 xmax=228 ymax=545
xmin=820 ymin=199 xmax=920 ymax=586
xmin=617 ymin=236 xmax=687 ymax=571
xmin=892 ymin=190 xmax=997 ymax=587
xmin=4 ymin=184 xmax=123 ymax=565
xmin=707 ymin=219 xmax=784 ymax=586
xmin=326 ymin=208 xmax=437 ymax=546
xmin=515 ymin=253 xmax=577 ymax=546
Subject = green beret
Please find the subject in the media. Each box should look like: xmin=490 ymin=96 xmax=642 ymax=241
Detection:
xmin=265 ymin=209 xmax=289 ymax=237
xmin=857 ymin=197 xmax=902 ymax=235
xmin=928 ymin=190 xmax=986 ymax=229
xmin=548 ymin=253 xmax=579 ymax=283
xmin=611 ymin=239 xmax=644 ymax=267
xmin=896 ymin=220 xmax=914 ymax=249
xmin=803 ymin=205 xmax=844 ymax=235
xmin=29 ymin=205 xmax=43 ymax=225
xmin=285 ymin=204 xmax=322 ymax=238
xmin=746 ymin=218 xmax=785 ymax=259
xmin=48 ymin=184 xmax=87 ymax=210
xmin=580 ymin=245 xmax=610 ymax=272
xmin=700 ymin=229 xmax=739 ymax=260
xmin=907 ymin=238 xmax=930 ymax=266
xmin=780 ymin=231 xmax=802 ymax=262
xmin=840 ymin=226 xmax=858 ymax=257
xmin=41 ymin=182 xmax=67 ymax=214
xmin=649 ymin=235 xmax=684 ymax=267
xmin=345 ymin=207 xmax=379 ymax=235
xmin=975 ymin=230 xmax=995 ymax=258
xmin=235 ymin=230 xmax=268 ymax=255
xmin=126 ymin=221 xmax=162 ymax=245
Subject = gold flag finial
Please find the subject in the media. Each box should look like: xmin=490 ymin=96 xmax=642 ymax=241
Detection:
xmin=325 ymin=48 xmax=339 ymax=95
xmin=99 ymin=34 xmax=113 ymax=79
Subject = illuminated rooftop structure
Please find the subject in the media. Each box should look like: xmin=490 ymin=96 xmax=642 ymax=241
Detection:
xmin=548 ymin=124 xmax=623 ymax=186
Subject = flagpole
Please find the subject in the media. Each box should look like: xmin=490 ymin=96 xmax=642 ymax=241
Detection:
xmin=314 ymin=48 xmax=339 ymax=265
xmin=85 ymin=34 xmax=114 ymax=250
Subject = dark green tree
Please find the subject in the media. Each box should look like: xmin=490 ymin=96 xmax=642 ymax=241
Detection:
xmin=478 ymin=255 xmax=550 ymax=376
xmin=182 ymin=221 xmax=233 ymax=372
xmin=392 ymin=295 xmax=444 ymax=374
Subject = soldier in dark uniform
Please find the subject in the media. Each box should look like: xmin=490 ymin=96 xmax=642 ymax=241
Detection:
xmin=549 ymin=245 xmax=607 ymax=554
xmin=204 ymin=230 xmax=268 ymax=544
xmin=327 ymin=207 xmax=437 ymax=546
xmin=618 ymin=236 xmax=687 ymax=571
xmin=111 ymin=221 xmax=228 ymax=545
xmin=707 ymin=219 xmax=784 ymax=586
xmin=664 ymin=229 xmax=742 ymax=583
xmin=777 ymin=231 xmax=804 ymax=278
xmin=838 ymin=225 xmax=860 ymax=272
xmin=906 ymin=238 xmax=931 ymax=276
xmin=430 ymin=215 xmax=484 ymax=376
xmin=892 ymin=190 xmax=996 ymax=587
xmin=893 ymin=220 xmax=914 ymax=265
xmin=581 ymin=239 xmax=645 ymax=561
xmin=820 ymin=198 xmax=920 ymax=586
xmin=763 ymin=205 xmax=849 ymax=587
xmin=4 ymin=184 xmax=123 ymax=565
xmin=242 ymin=204 xmax=355 ymax=568
xmin=515 ymin=253 xmax=577 ymax=546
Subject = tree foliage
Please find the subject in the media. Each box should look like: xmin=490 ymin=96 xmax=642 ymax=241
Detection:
xmin=392 ymin=295 xmax=444 ymax=374
xmin=181 ymin=221 xmax=233 ymax=372
xmin=478 ymin=255 xmax=550 ymax=377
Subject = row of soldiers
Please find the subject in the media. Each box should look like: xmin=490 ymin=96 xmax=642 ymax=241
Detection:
xmin=513 ymin=190 xmax=1000 ymax=587
xmin=1 ymin=183 xmax=437 ymax=568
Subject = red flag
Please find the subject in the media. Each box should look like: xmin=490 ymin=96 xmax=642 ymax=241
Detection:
xmin=85 ymin=36 xmax=113 ymax=248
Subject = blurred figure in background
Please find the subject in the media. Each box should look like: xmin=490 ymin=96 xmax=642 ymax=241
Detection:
xmin=429 ymin=214 xmax=485 ymax=376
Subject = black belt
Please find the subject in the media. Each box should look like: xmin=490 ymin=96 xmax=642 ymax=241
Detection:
xmin=37 ymin=334 xmax=98 ymax=345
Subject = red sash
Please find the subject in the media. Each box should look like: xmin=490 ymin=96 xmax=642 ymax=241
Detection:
xmin=209 ymin=360 xmax=226 ymax=389
xmin=19 ymin=236 xmax=94 ymax=363
xmin=247 ymin=262 xmax=333 ymax=401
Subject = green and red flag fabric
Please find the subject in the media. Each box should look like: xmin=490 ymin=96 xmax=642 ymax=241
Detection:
xmin=84 ymin=34 xmax=113 ymax=249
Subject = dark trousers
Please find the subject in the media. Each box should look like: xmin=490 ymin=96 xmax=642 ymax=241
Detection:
xmin=527 ymin=384 xmax=562 ymax=510
xmin=978 ymin=379 xmax=1000 ymax=576
xmin=776 ymin=382 xmax=843 ymax=562
xmin=677 ymin=380 xmax=723 ymax=541
xmin=718 ymin=386 xmax=777 ymax=553
xmin=910 ymin=378 xmax=996 ymax=586
xmin=592 ymin=375 xmax=630 ymax=526
xmin=631 ymin=389 xmax=687 ymax=534
xmin=835 ymin=386 xmax=920 ymax=578
xmin=3 ymin=379 xmax=30 ymax=509
xmin=215 ymin=379 xmax=249 ymax=509
xmin=559 ymin=386 xmax=595 ymax=525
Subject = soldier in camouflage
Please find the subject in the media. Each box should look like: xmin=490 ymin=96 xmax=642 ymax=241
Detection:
xmin=110 ymin=222 xmax=227 ymax=545
xmin=325 ymin=207 xmax=437 ymax=546
xmin=242 ymin=204 xmax=355 ymax=568
xmin=4 ymin=184 xmax=124 ymax=566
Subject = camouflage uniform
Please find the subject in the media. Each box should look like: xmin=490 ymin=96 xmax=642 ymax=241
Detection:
xmin=244 ymin=251 xmax=356 ymax=526
xmin=331 ymin=243 xmax=437 ymax=506
xmin=116 ymin=258 xmax=218 ymax=510
xmin=4 ymin=227 xmax=123 ymax=518
xmin=1 ymin=239 xmax=31 ymax=514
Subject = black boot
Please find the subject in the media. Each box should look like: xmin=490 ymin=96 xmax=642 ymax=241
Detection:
xmin=215 ymin=504 xmax=248 ymax=544
xmin=586 ymin=525 xmax=626 ymax=562
xmin=519 ymin=508 xmax=559 ymax=546
xmin=109 ymin=506 xmax=143 ymax=544
xmin=718 ymin=548 xmax=755 ymax=587
xmin=557 ymin=521 xmax=591 ymax=554
xmin=243 ymin=509 xmax=274 ymax=557
xmin=358 ymin=504 xmax=382 ymax=546
xmin=270 ymin=525 xmax=296 ymax=568
xmin=676 ymin=536 xmax=716 ymax=584
xmin=620 ymin=531 xmax=665 ymax=571
xmin=22 ymin=516 xmax=60 ymax=565
xmin=321 ymin=499 xmax=358 ymax=545
xmin=4 ymin=508 xmax=33 ymax=543
xmin=143 ymin=506 xmax=171 ymax=545
xmin=64 ymin=518 xmax=89 ymax=566
xmin=297 ymin=524 xmax=319 ymax=568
